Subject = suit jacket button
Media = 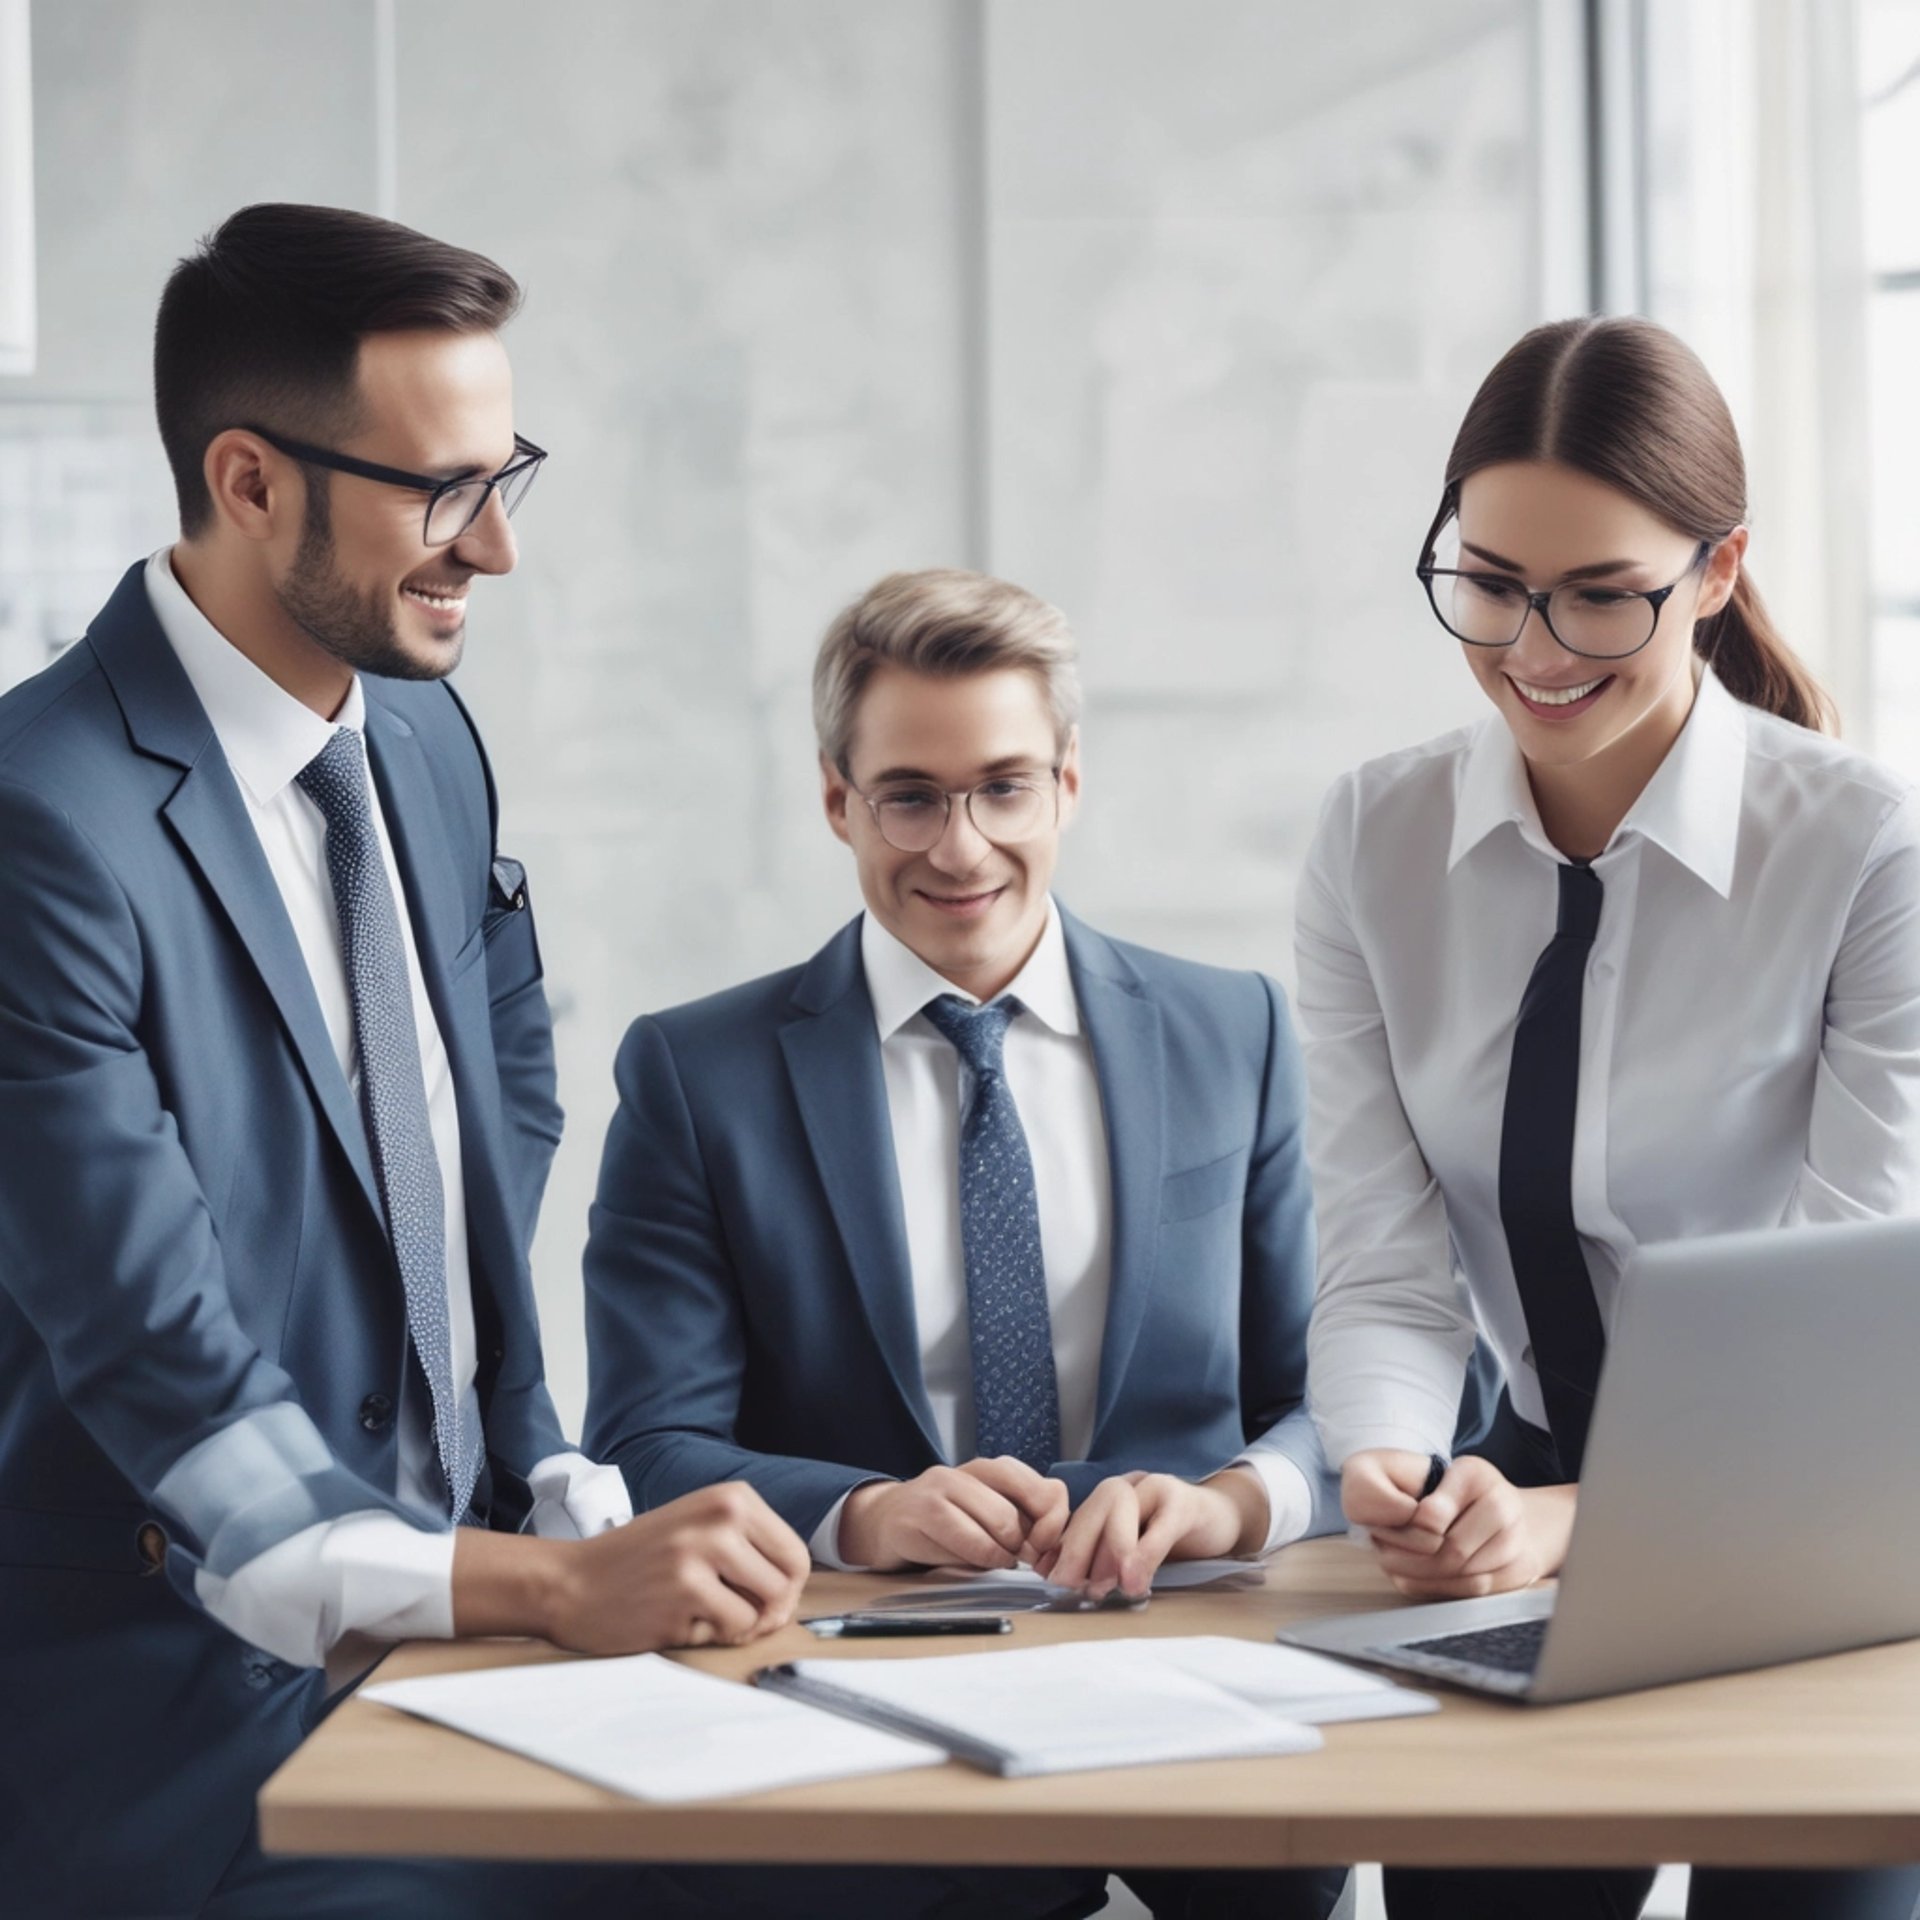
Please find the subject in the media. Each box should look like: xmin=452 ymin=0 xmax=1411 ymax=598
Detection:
xmin=359 ymin=1392 xmax=394 ymax=1433
xmin=135 ymin=1521 xmax=168 ymax=1575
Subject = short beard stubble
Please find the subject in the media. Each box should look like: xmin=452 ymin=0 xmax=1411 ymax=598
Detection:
xmin=277 ymin=474 xmax=462 ymax=682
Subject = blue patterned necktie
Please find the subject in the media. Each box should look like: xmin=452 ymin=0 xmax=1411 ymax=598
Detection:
xmin=920 ymin=993 xmax=1062 ymax=1474
xmin=297 ymin=727 xmax=479 ymax=1522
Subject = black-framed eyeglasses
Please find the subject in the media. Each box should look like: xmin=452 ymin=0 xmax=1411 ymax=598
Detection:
xmin=1416 ymin=490 xmax=1711 ymax=661
xmin=849 ymin=767 xmax=1063 ymax=853
xmin=246 ymin=425 xmax=547 ymax=547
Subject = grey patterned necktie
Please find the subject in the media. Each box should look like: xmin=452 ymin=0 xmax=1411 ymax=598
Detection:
xmin=921 ymin=993 xmax=1062 ymax=1473
xmin=297 ymin=727 xmax=479 ymax=1522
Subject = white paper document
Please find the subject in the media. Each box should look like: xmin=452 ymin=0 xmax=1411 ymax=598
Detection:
xmin=909 ymin=1635 xmax=1438 ymax=1727
xmin=364 ymin=1652 xmax=946 ymax=1803
xmin=756 ymin=1634 xmax=1436 ymax=1777
xmin=1140 ymin=1636 xmax=1441 ymax=1725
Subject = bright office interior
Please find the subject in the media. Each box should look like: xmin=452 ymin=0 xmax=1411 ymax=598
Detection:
xmin=2 ymin=4 xmax=1916 ymax=1916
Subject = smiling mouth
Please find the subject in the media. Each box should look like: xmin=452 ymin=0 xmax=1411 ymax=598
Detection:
xmin=918 ymin=887 xmax=1005 ymax=911
xmin=401 ymin=584 xmax=470 ymax=613
xmin=1509 ymin=672 xmax=1612 ymax=710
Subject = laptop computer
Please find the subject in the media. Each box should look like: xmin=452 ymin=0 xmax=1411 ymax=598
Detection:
xmin=1280 ymin=1216 xmax=1920 ymax=1704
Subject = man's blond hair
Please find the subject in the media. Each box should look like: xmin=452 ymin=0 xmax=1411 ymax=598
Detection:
xmin=813 ymin=568 xmax=1083 ymax=775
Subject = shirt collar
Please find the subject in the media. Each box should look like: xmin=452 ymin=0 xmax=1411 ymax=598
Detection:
xmin=1614 ymin=664 xmax=1745 ymax=897
xmin=1447 ymin=665 xmax=1747 ymax=897
xmin=861 ymin=896 xmax=1081 ymax=1041
xmin=143 ymin=546 xmax=366 ymax=805
xmin=1447 ymin=711 xmax=1546 ymax=870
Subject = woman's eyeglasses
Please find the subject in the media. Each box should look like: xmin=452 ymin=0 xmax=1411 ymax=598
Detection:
xmin=1416 ymin=490 xmax=1711 ymax=661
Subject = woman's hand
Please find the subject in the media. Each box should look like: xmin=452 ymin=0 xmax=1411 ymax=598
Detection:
xmin=1340 ymin=1449 xmax=1437 ymax=1532
xmin=1363 ymin=1456 xmax=1576 ymax=1600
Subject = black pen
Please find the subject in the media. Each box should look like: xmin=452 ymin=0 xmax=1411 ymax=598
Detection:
xmin=803 ymin=1612 xmax=1013 ymax=1638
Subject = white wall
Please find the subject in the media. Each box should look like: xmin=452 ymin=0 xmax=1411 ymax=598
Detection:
xmin=3 ymin=0 xmax=1549 ymax=1430
xmin=0 ymin=0 xmax=33 ymax=376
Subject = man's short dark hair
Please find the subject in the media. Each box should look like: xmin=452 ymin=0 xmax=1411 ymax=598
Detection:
xmin=154 ymin=202 xmax=521 ymax=536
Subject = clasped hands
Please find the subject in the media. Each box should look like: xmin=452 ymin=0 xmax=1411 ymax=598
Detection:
xmin=839 ymin=1456 xmax=1270 ymax=1599
xmin=507 ymin=1460 xmax=1270 ymax=1664
xmin=1341 ymin=1448 xmax=1577 ymax=1600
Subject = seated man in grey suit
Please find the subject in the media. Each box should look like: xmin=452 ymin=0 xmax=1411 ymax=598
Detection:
xmin=585 ymin=568 xmax=1348 ymax=1920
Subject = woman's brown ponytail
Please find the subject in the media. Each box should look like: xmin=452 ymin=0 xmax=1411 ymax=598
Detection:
xmin=1696 ymin=572 xmax=1837 ymax=733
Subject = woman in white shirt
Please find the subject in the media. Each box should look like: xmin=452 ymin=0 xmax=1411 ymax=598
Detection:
xmin=1300 ymin=315 xmax=1920 ymax=1920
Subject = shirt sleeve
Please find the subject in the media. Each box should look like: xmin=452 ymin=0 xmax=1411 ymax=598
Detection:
xmin=521 ymin=1450 xmax=634 ymax=1540
xmin=1223 ymin=1454 xmax=1315 ymax=1555
xmin=808 ymin=1490 xmax=860 ymax=1570
xmin=192 ymin=1512 xmax=456 ymax=1670
xmin=805 ymin=1479 xmax=896 ymax=1571
xmin=1788 ymin=789 xmax=1920 ymax=1223
xmin=1297 ymin=775 xmax=1481 ymax=1467
xmin=194 ymin=1451 xmax=637 ymax=1668
xmin=1230 ymin=1402 xmax=1347 ymax=1549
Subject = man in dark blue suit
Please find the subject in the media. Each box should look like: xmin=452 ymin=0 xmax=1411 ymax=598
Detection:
xmin=585 ymin=568 xmax=1352 ymax=1918
xmin=0 ymin=204 xmax=951 ymax=1920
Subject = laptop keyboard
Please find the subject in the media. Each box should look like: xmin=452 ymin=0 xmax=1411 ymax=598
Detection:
xmin=1395 ymin=1616 xmax=1549 ymax=1676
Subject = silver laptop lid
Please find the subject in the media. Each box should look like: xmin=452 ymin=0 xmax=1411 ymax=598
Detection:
xmin=1529 ymin=1215 xmax=1920 ymax=1703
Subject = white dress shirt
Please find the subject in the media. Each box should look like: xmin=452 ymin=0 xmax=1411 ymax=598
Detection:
xmin=1302 ymin=665 xmax=1920 ymax=1465
xmin=812 ymin=899 xmax=1313 ymax=1565
xmin=145 ymin=549 xmax=629 ymax=1667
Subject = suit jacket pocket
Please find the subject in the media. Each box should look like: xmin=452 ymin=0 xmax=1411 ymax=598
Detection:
xmin=448 ymin=854 xmax=533 ymax=981
xmin=1160 ymin=1146 xmax=1250 ymax=1223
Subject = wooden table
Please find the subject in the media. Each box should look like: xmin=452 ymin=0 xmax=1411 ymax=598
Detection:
xmin=259 ymin=1539 xmax=1920 ymax=1870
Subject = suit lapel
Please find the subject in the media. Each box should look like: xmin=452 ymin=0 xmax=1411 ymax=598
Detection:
xmin=84 ymin=566 xmax=385 ymax=1225
xmin=363 ymin=693 xmax=521 ymax=1292
xmin=162 ymin=764 xmax=384 ymax=1223
xmin=363 ymin=694 xmax=470 ymax=1059
xmin=780 ymin=921 xmax=945 ymax=1457
xmin=1063 ymin=911 xmax=1167 ymax=1444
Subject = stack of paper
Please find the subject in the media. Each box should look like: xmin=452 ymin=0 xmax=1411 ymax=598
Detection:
xmin=754 ymin=1635 xmax=1434 ymax=1777
xmin=364 ymin=1652 xmax=945 ymax=1802
xmin=856 ymin=1559 xmax=1266 ymax=1615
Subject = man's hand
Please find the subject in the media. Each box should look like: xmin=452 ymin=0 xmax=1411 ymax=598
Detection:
xmin=1363 ymin=1456 xmax=1576 ymax=1600
xmin=1034 ymin=1468 xmax=1269 ymax=1601
xmin=455 ymin=1480 xmax=809 ymax=1655
xmin=835 ymin=1457 xmax=1069 ymax=1571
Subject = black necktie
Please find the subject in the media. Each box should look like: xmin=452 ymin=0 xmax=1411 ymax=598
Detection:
xmin=1498 ymin=860 xmax=1607 ymax=1480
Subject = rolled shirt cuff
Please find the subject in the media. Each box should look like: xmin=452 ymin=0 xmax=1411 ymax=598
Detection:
xmin=522 ymin=1450 xmax=634 ymax=1540
xmin=194 ymin=1511 xmax=456 ymax=1669
xmin=187 ymin=1448 xmax=632 ymax=1669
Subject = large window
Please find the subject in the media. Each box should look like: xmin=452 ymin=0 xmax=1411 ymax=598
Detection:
xmin=1864 ymin=0 xmax=1920 ymax=770
xmin=1640 ymin=0 xmax=1920 ymax=764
